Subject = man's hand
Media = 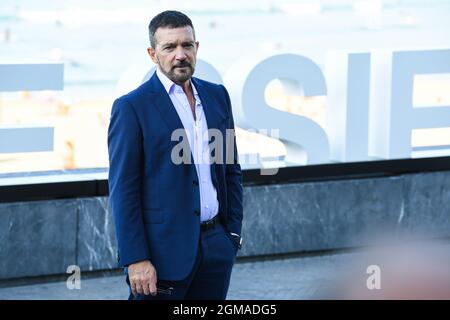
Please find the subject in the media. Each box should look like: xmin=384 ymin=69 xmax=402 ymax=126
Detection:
xmin=128 ymin=260 xmax=157 ymax=296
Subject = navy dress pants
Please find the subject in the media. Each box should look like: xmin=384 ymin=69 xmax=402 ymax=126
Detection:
xmin=127 ymin=222 xmax=238 ymax=300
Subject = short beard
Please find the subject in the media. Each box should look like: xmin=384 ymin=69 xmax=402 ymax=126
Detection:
xmin=159 ymin=60 xmax=195 ymax=85
xmin=168 ymin=67 xmax=193 ymax=84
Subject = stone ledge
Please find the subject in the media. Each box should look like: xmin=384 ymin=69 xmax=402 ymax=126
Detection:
xmin=1 ymin=170 xmax=449 ymax=280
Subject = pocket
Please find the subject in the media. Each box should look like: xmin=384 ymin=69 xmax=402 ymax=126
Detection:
xmin=143 ymin=209 xmax=164 ymax=224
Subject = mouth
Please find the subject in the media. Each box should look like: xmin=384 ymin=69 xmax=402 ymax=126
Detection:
xmin=173 ymin=64 xmax=191 ymax=70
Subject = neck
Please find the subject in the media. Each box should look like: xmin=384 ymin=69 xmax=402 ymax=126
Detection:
xmin=178 ymin=79 xmax=192 ymax=95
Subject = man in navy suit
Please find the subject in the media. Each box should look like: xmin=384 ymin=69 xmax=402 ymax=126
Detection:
xmin=108 ymin=10 xmax=243 ymax=300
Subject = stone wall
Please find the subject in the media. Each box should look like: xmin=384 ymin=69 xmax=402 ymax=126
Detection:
xmin=1 ymin=171 xmax=449 ymax=280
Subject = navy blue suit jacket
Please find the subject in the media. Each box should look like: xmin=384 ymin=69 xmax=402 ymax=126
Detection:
xmin=108 ymin=72 xmax=243 ymax=281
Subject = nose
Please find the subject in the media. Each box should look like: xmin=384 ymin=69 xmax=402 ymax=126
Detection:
xmin=175 ymin=47 xmax=187 ymax=60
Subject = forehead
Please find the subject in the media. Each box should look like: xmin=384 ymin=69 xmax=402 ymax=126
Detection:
xmin=154 ymin=26 xmax=195 ymax=45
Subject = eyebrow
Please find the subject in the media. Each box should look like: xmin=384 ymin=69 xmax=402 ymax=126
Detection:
xmin=161 ymin=41 xmax=194 ymax=48
xmin=161 ymin=42 xmax=176 ymax=48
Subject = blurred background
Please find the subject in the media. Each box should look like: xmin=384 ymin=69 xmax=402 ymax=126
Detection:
xmin=1 ymin=0 xmax=450 ymax=174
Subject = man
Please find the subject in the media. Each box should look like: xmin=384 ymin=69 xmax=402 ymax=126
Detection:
xmin=108 ymin=10 xmax=243 ymax=300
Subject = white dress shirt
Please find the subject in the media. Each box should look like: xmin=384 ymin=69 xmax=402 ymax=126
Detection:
xmin=156 ymin=68 xmax=219 ymax=222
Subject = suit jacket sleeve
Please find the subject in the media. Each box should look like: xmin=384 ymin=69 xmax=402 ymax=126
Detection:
xmin=108 ymin=97 xmax=150 ymax=267
xmin=220 ymin=85 xmax=244 ymax=236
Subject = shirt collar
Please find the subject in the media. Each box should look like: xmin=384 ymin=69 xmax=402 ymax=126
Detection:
xmin=156 ymin=67 xmax=199 ymax=98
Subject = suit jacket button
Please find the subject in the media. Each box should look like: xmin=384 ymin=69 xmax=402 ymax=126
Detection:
xmin=194 ymin=209 xmax=200 ymax=216
xmin=193 ymin=180 xmax=199 ymax=186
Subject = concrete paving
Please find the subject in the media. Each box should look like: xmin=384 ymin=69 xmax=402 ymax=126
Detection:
xmin=0 ymin=251 xmax=356 ymax=300
xmin=2 ymin=240 xmax=450 ymax=300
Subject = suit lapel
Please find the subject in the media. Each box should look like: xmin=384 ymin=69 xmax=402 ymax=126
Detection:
xmin=192 ymin=78 xmax=227 ymax=187
xmin=146 ymin=73 xmax=226 ymax=186
xmin=147 ymin=73 xmax=227 ymax=132
xmin=192 ymin=77 xmax=227 ymax=131
xmin=148 ymin=73 xmax=184 ymax=134
xmin=147 ymin=72 xmax=196 ymax=169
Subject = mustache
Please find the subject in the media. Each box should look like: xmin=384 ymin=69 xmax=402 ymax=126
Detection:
xmin=172 ymin=61 xmax=192 ymax=69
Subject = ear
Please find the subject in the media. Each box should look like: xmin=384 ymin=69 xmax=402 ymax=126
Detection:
xmin=195 ymin=41 xmax=199 ymax=52
xmin=147 ymin=47 xmax=158 ymax=64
